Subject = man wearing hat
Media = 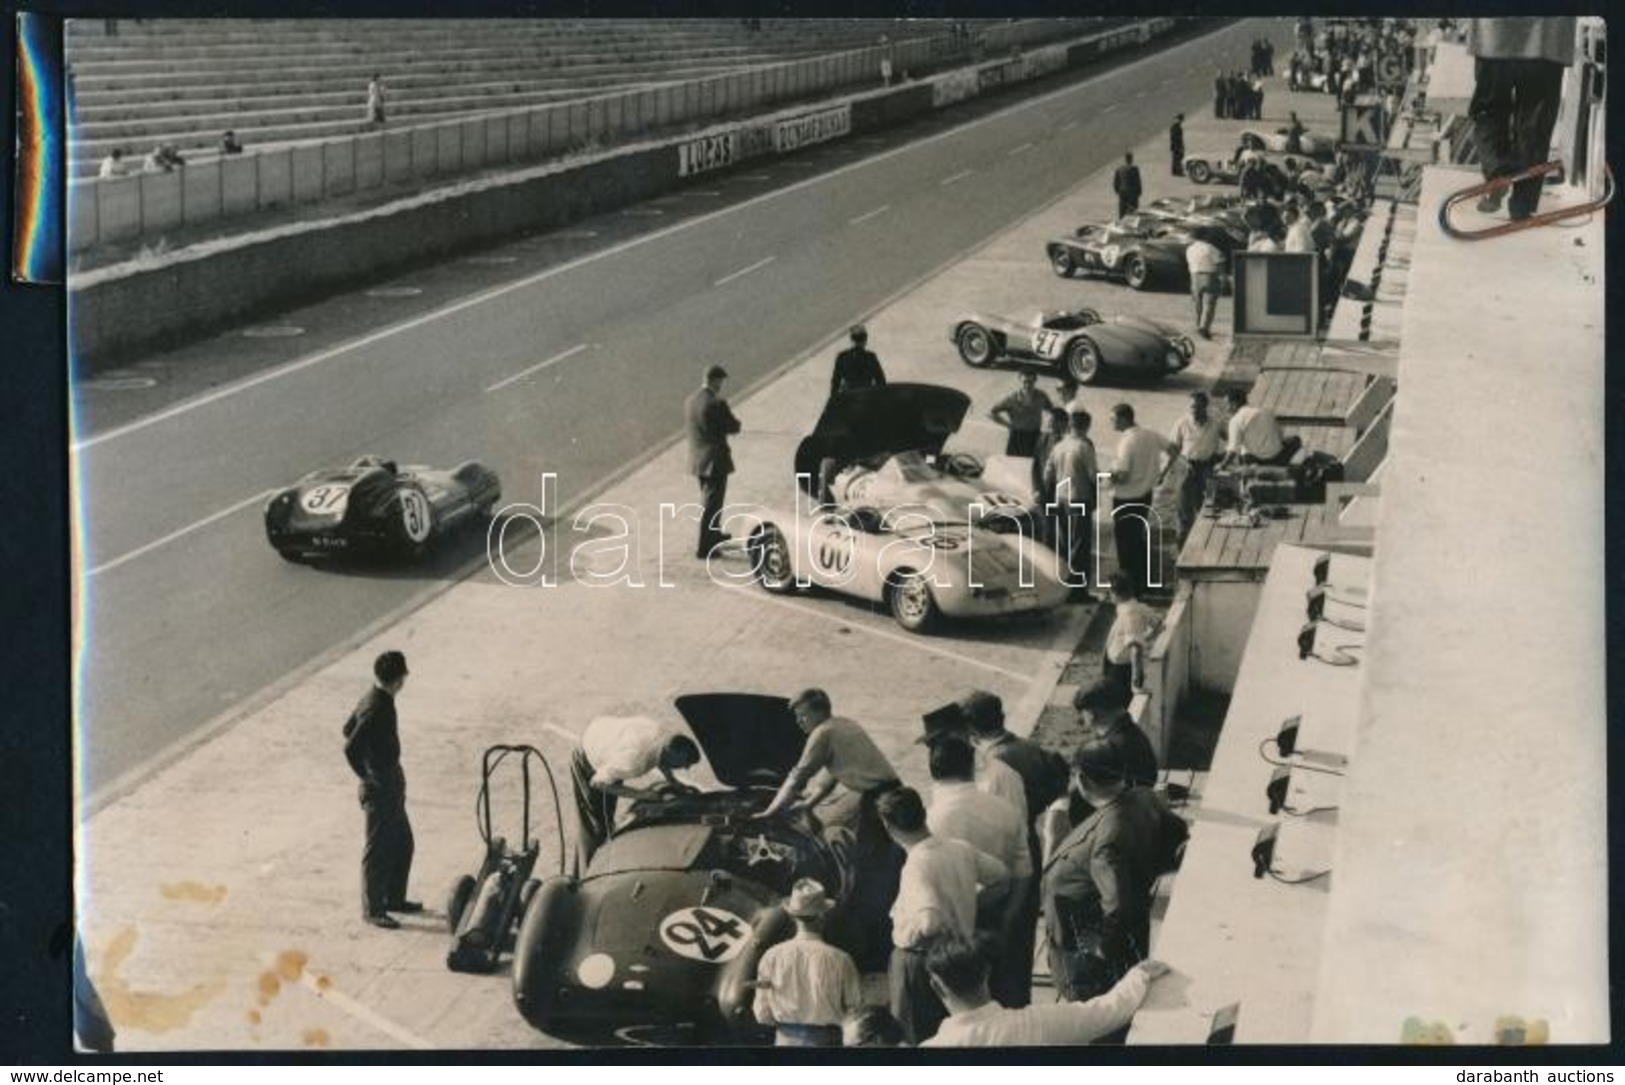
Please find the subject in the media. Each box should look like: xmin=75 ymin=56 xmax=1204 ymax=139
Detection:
xmin=684 ymin=364 xmax=742 ymax=559
xmin=829 ymin=324 xmax=887 ymax=398
xmin=752 ymin=879 xmax=862 ymax=1046
xmin=1041 ymin=738 xmax=1186 ymax=1026
xmin=342 ymin=650 xmax=420 ymax=929
xmin=960 ymin=690 xmax=1068 ymax=1007
xmin=761 ymin=689 xmax=902 ymax=967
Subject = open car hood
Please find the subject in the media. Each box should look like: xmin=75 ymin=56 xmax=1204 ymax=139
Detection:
xmin=794 ymin=383 xmax=972 ymax=493
xmin=673 ymin=693 xmax=806 ymax=789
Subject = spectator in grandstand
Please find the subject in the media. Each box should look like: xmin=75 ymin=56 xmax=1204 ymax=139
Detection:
xmin=880 ymin=786 xmax=1010 ymax=1045
xmin=367 ymin=73 xmax=387 ymax=125
xmin=1168 ymin=114 xmax=1184 ymax=177
xmin=220 ymin=130 xmax=244 ymax=155
xmin=752 ymin=879 xmax=863 ymax=1047
xmin=1168 ymin=391 xmax=1220 ymax=539
xmin=1185 ymin=233 xmax=1225 ymax=341
xmin=829 ymin=323 xmax=886 ymax=397
xmin=920 ymin=934 xmax=1166 ymax=1046
xmin=97 ymin=148 xmax=132 ymax=179
xmin=1100 ymin=572 xmax=1165 ymax=697
xmin=1041 ymin=738 xmax=1186 ymax=1017
xmin=844 ymin=1007 xmax=907 ymax=1047
xmin=1466 ymin=18 xmax=1576 ymax=219
xmin=143 ymin=143 xmax=185 ymax=173
xmin=1112 ymin=151 xmax=1142 ymax=218
xmin=989 ymin=369 xmax=1053 ymax=457
xmin=1220 ymin=388 xmax=1298 ymax=467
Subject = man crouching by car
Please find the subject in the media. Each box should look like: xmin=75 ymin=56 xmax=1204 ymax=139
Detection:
xmin=571 ymin=716 xmax=701 ymax=867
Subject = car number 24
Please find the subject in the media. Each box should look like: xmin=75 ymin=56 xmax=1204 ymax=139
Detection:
xmin=658 ymin=906 xmax=749 ymax=963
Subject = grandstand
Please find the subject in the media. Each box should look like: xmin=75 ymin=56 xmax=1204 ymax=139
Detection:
xmin=67 ymin=18 xmax=1008 ymax=178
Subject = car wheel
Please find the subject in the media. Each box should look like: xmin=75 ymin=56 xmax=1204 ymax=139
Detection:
xmin=887 ymin=572 xmax=940 ymax=634
xmin=955 ymin=324 xmax=996 ymax=368
xmin=393 ymin=483 xmax=434 ymax=557
xmin=751 ymin=526 xmax=797 ymax=594
xmin=1048 ymin=247 xmax=1075 ymax=278
xmin=1125 ymin=254 xmax=1151 ymax=290
xmin=1188 ymin=161 xmax=1212 ymax=184
xmin=1067 ymin=338 xmax=1102 ymax=385
xmin=447 ymin=874 xmax=477 ymax=933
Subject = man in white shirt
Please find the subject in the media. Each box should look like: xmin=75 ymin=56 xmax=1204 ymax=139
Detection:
xmin=752 ymin=879 xmax=862 ymax=1047
xmin=880 ymin=787 xmax=1009 ymax=1045
xmin=920 ymin=935 xmax=1167 ymax=1046
xmin=97 ymin=148 xmax=131 ymax=179
xmin=926 ymin=736 xmax=1032 ymax=1009
xmin=570 ymin=715 xmax=701 ymax=866
xmin=1282 ymin=205 xmax=1316 ymax=254
xmin=1109 ymin=403 xmax=1167 ymax=596
xmin=1167 ymin=391 xmax=1221 ymax=538
xmin=1220 ymin=388 xmax=1296 ymax=466
xmin=1184 ymin=234 xmax=1226 ymax=339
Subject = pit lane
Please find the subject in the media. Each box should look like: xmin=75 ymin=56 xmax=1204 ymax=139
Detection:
xmin=76 ymin=18 xmax=1296 ymax=1050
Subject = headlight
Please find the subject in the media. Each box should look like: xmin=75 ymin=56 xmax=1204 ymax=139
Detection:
xmin=1166 ymin=350 xmax=1184 ymax=370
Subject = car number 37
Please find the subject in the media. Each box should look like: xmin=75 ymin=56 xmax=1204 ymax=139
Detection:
xmin=658 ymin=906 xmax=749 ymax=963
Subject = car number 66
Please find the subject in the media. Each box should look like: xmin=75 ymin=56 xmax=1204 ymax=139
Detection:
xmin=658 ymin=906 xmax=749 ymax=963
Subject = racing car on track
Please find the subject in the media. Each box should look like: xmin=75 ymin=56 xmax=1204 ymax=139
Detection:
xmin=793 ymin=383 xmax=1037 ymax=531
xmin=263 ymin=455 xmax=501 ymax=562
xmin=511 ymin=693 xmax=855 ymax=1044
xmin=951 ymin=307 xmax=1194 ymax=386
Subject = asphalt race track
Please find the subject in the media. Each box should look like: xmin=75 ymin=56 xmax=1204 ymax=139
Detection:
xmin=74 ymin=19 xmax=1271 ymax=799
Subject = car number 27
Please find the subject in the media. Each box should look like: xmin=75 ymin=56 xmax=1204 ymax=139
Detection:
xmin=658 ymin=906 xmax=749 ymax=963
xmin=1032 ymin=330 xmax=1066 ymax=360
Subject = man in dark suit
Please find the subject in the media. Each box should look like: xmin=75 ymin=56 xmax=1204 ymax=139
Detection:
xmin=830 ymin=324 xmax=887 ymax=398
xmin=1112 ymin=152 xmax=1142 ymax=218
xmin=684 ymin=364 xmax=742 ymax=559
xmin=1041 ymin=738 xmax=1185 ymax=1020
xmin=343 ymin=650 xmax=419 ymax=929
xmin=1168 ymin=114 xmax=1185 ymax=177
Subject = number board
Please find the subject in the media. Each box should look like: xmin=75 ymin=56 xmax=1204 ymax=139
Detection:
xmin=658 ymin=906 xmax=749 ymax=963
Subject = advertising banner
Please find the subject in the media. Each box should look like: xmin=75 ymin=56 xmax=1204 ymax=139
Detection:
xmin=773 ymin=105 xmax=852 ymax=153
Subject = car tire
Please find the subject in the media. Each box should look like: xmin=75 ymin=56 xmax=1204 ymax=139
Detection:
xmin=887 ymin=571 xmax=940 ymax=634
xmin=1067 ymin=338 xmax=1102 ymax=385
xmin=955 ymin=324 xmax=996 ymax=368
xmin=1048 ymin=247 xmax=1075 ymax=278
xmin=1125 ymin=254 xmax=1151 ymax=290
xmin=1188 ymin=161 xmax=1212 ymax=184
xmin=751 ymin=526 xmax=797 ymax=594
xmin=393 ymin=482 xmax=435 ymax=557
xmin=447 ymin=874 xmax=477 ymax=933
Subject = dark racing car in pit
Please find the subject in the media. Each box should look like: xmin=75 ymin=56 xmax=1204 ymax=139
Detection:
xmin=951 ymin=306 xmax=1193 ymax=385
xmin=511 ymin=693 xmax=858 ymax=1044
xmin=1044 ymin=220 xmax=1238 ymax=291
xmin=264 ymin=455 xmax=501 ymax=562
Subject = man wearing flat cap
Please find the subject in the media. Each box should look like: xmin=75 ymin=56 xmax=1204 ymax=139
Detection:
xmin=685 ymin=364 xmax=742 ymax=559
xmin=752 ymin=879 xmax=862 ymax=1046
xmin=1041 ymin=738 xmax=1186 ymax=1027
xmin=829 ymin=324 xmax=887 ymax=398
xmin=762 ymin=688 xmax=902 ymax=967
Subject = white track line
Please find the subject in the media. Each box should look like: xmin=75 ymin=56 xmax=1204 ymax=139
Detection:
xmin=1007 ymin=142 xmax=1034 ymax=157
xmin=718 ymin=582 xmax=1030 ymax=682
xmin=847 ymin=205 xmax=891 ymax=226
xmin=88 ymin=489 xmax=274 ymax=577
xmin=483 ymin=342 xmax=591 ymax=394
xmin=72 ymin=24 xmax=1235 ymax=454
xmin=939 ymin=169 xmax=974 ymax=187
xmin=712 ymin=255 xmax=776 ymax=288
xmin=1060 ymin=120 xmax=1078 ymax=131
xmin=1102 ymin=103 xmax=1120 ymax=113
xmin=300 ymin=971 xmax=435 ymax=1050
